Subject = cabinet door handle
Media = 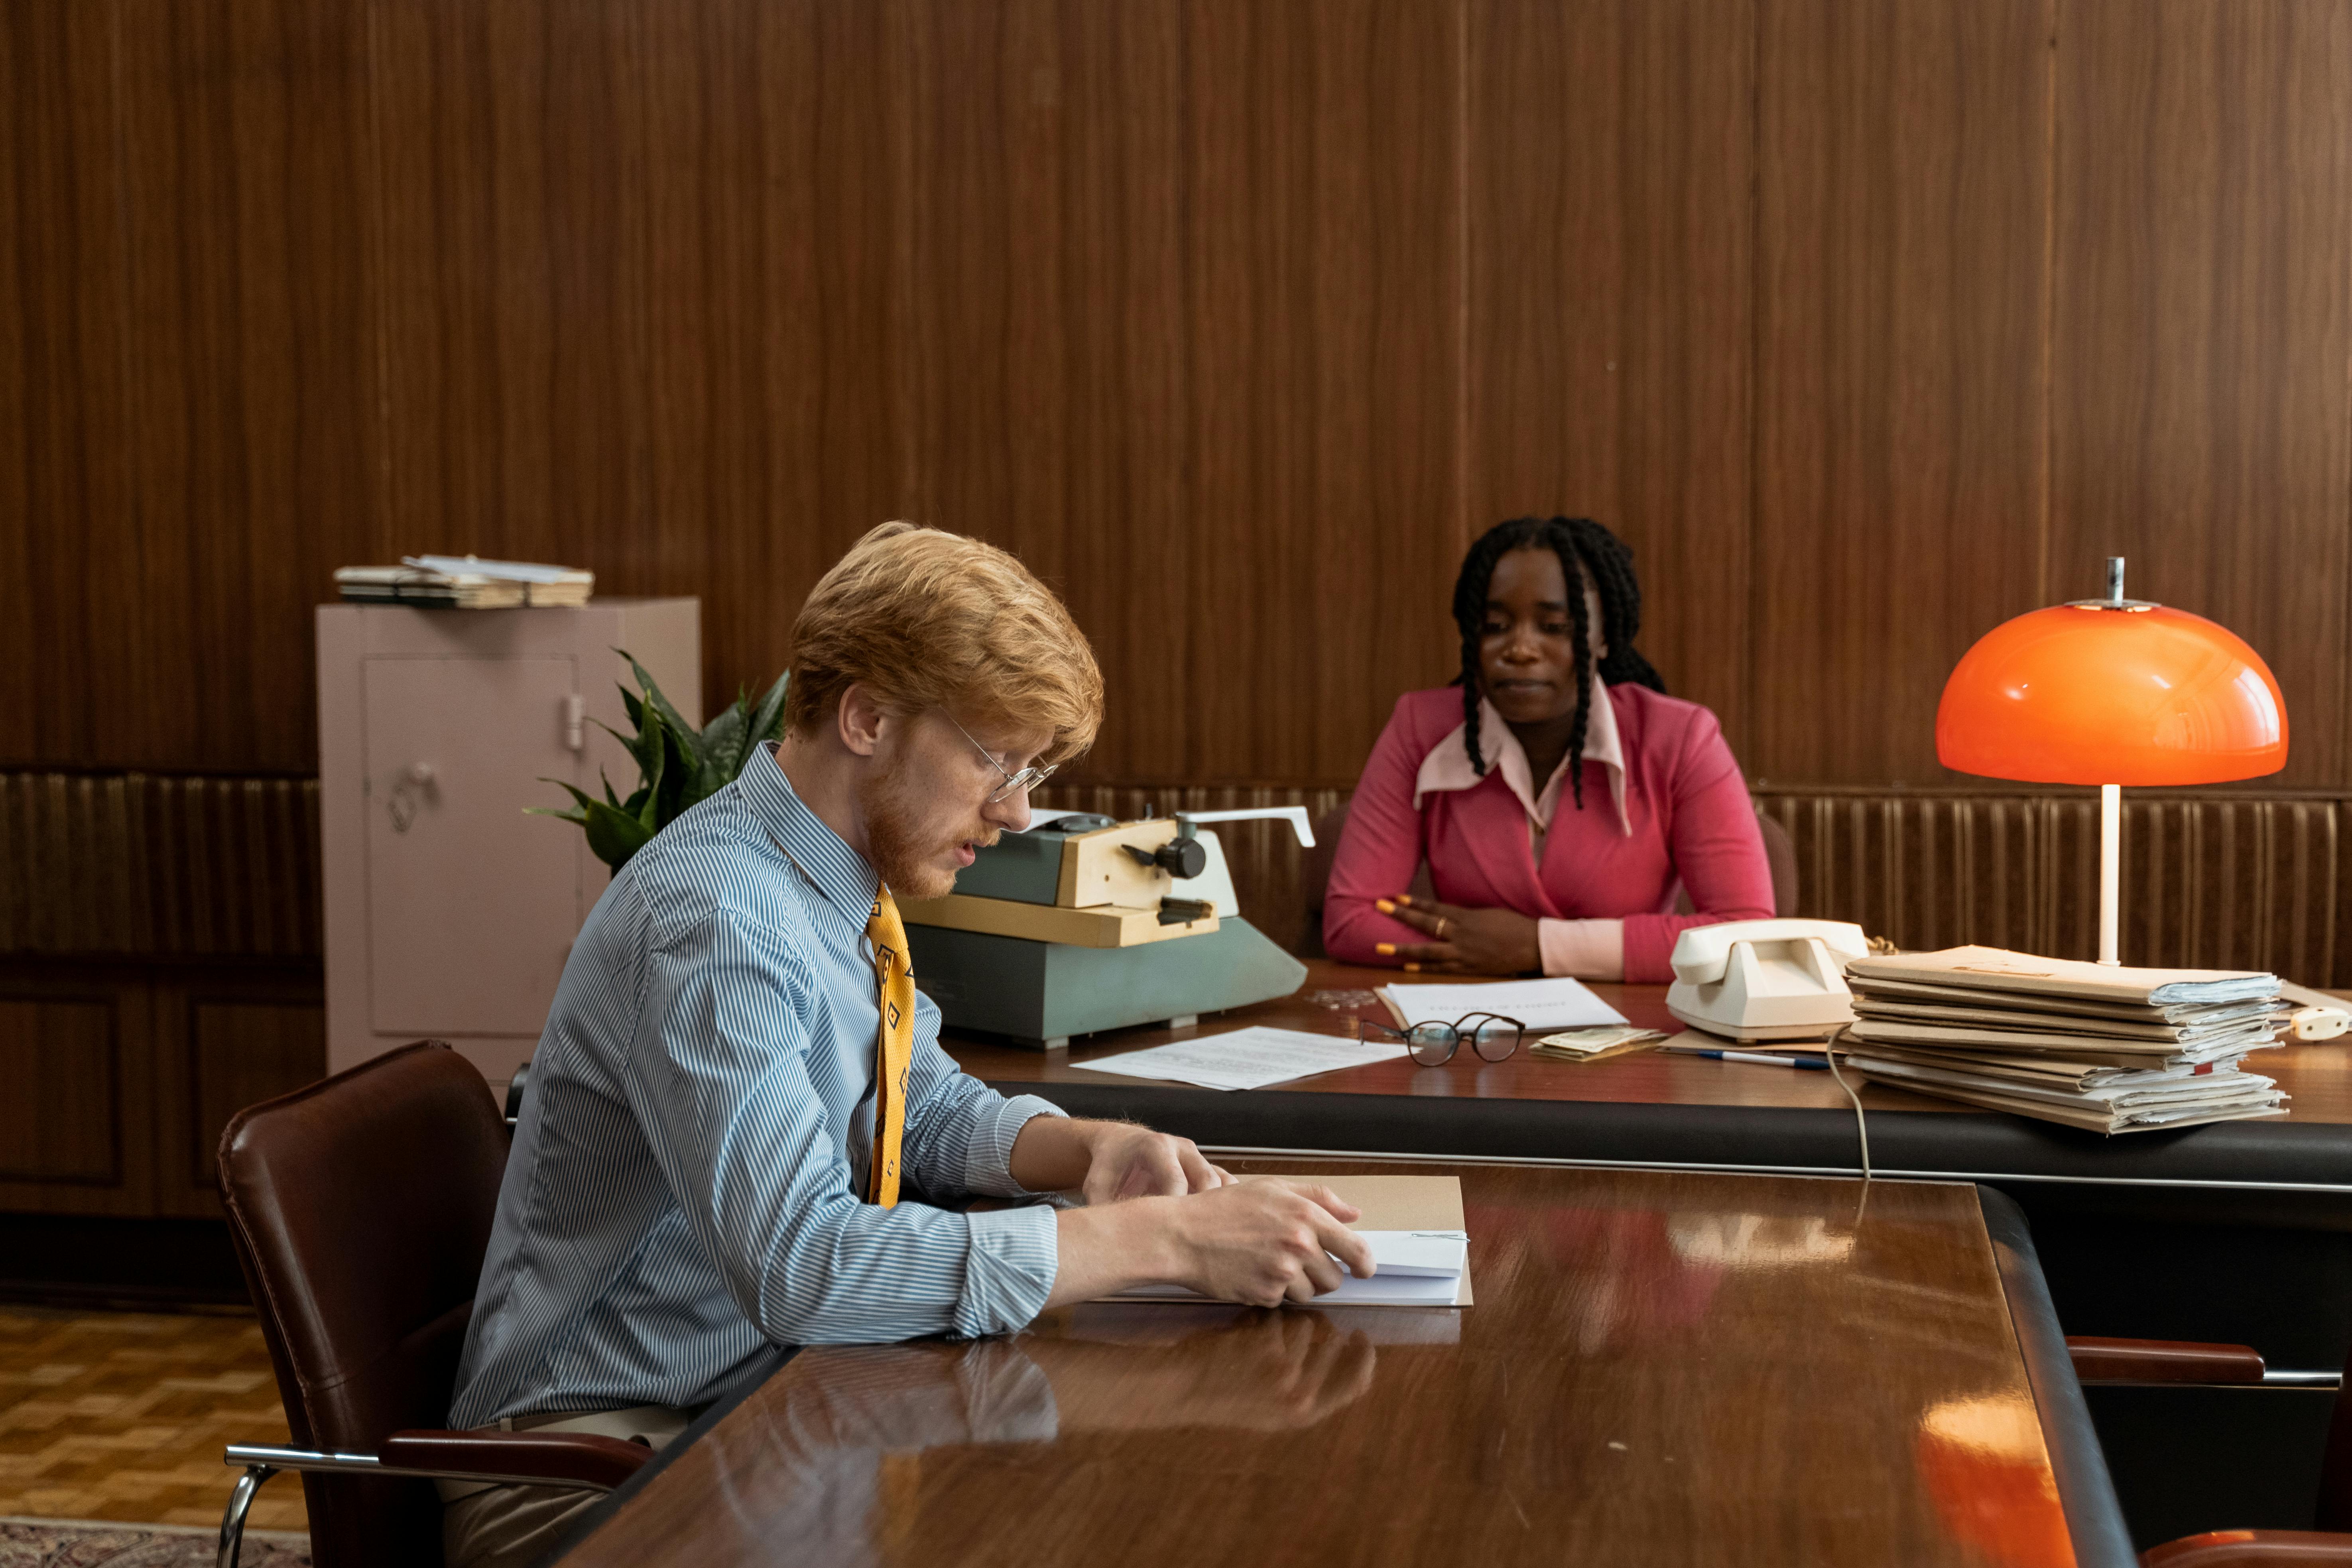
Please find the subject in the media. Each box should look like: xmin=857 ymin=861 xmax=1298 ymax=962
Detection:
xmin=390 ymin=764 xmax=435 ymax=833
xmin=564 ymin=694 xmax=585 ymax=753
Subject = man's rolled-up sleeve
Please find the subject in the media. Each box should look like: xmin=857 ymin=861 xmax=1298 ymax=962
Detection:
xmin=959 ymin=1206 xmax=1061 ymax=1336
xmin=900 ymin=986 xmax=1067 ymax=1201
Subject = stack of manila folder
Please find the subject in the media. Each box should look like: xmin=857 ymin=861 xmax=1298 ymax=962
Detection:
xmin=1837 ymin=946 xmax=2286 ymax=1134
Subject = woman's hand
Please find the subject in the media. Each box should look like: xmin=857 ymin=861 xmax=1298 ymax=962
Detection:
xmin=1372 ymin=894 xmax=1541 ymax=975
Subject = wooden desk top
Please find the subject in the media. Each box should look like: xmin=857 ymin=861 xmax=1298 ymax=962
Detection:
xmin=946 ymin=959 xmax=2352 ymax=1126
xmin=560 ymin=1160 xmax=2124 ymax=1568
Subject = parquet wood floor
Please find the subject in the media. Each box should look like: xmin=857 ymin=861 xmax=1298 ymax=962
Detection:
xmin=0 ymin=1305 xmax=309 ymax=1532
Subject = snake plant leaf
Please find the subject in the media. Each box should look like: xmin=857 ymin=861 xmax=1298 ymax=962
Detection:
xmin=741 ymin=669 xmax=789 ymax=760
xmin=695 ymin=693 xmax=748 ymax=807
xmin=529 ymin=778 xmax=602 ymax=821
xmin=634 ymin=712 xmax=669 ymax=831
xmin=589 ymin=719 xmax=655 ymax=782
xmin=622 ymin=649 xmax=703 ymax=777
xmin=590 ymin=715 xmax=654 ymax=784
xmin=581 ymin=797 xmax=655 ymax=869
xmin=653 ymin=719 xmax=695 ymax=824
xmin=703 ymin=671 xmax=790 ymax=804
xmin=537 ymin=655 xmax=785 ymax=870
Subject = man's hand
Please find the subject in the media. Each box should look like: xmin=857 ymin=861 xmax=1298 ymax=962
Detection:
xmin=1047 ymin=1178 xmax=1376 ymax=1309
xmin=1161 ymin=1180 xmax=1376 ymax=1306
xmin=1374 ymin=893 xmax=1540 ymax=975
xmin=1077 ymin=1122 xmax=1230 ymax=1205
xmin=1008 ymin=1116 xmax=1228 ymax=1201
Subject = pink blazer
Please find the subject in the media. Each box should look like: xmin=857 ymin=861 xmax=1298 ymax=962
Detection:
xmin=1323 ymin=685 xmax=1774 ymax=984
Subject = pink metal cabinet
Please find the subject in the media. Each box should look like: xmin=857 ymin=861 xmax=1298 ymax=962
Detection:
xmin=317 ymin=600 xmax=699 ymax=1085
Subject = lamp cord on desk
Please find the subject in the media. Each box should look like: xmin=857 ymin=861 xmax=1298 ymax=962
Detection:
xmin=1822 ymin=1029 xmax=1872 ymax=1182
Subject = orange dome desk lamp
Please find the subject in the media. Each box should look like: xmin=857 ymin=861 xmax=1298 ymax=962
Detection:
xmin=1936 ymin=557 xmax=2287 ymax=966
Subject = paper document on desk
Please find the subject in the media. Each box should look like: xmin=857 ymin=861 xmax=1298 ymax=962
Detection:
xmin=1380 ymin=976 xmax=1628 ymax=1031
xmin=1073 ymin=1027 xmax=1406 ymax=1091
xmin=1108 ymin=1231 xmax=1471 ymax=1307
xmin=1098 ymin=1173 xmax=1473 ymax=1308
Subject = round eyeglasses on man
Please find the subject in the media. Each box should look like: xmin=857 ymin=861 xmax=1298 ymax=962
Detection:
xmin=946 ymin=712 xmax=1058 ymax=804
xmin=1350 ymin=1012 xmax=1526 ymax=1067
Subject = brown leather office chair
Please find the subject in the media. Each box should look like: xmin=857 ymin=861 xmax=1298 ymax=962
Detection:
xmin=2065 ymin=1336 xmax=2352 ymax=1564
xmin=215 ymin=1041 xmax=649 ymax=1568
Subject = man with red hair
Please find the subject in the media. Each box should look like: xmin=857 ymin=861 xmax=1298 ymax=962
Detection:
xmin=442 ymin=523 xmax=1370 ymax=1568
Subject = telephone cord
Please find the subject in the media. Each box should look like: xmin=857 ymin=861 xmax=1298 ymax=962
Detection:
xmin=1821 ymin=1029 xmax=1872 ymax=1182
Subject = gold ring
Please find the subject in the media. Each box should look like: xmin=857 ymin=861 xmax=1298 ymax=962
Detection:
xmin=1436 ymin=917 xmax=1451 ymax=939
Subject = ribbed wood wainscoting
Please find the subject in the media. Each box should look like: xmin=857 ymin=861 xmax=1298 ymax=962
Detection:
xmin=3 ymin=769 xmax=2341 ymax=979
xmin=1756 ymin=790 xmax=2349 ymax=988
xmin=1037 ymin=783 xmax=2352 ymax=987
xmin=0 ymin=773 xmax=323 ymax=1224
xmin=4 ymin=769 xmax=2348 ymax=1224
xmin=0 ymin=773 xmax=320 ymax=959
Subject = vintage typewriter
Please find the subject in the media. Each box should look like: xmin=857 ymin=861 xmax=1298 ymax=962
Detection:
xmin=900 ymin=809 xmax=1310 ymax=1049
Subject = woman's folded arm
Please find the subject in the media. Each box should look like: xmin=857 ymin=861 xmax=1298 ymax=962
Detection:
xmin=1323 ymin=698 xmax=1438 ymax=965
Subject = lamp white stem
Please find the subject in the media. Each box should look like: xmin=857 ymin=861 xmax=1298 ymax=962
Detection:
xmin=2098 ymin=783 xmax=2120 ymax=966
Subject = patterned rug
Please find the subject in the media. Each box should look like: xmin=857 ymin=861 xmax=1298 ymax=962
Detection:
xmin=0 ymin=1517 xmax=310 ymax=1566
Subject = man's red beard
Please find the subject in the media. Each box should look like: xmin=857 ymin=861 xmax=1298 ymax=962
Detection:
xmin=856 ymin=763 xmax=994 ymax=899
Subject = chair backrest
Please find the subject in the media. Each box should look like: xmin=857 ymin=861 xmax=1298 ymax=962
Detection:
xmin=218 ymin=1041 xmax=510 ymax=1568
xmin=1297 ymin=795 xmax=1798 ymax=958
xmin=2312 ymin=1336 xmax=2352 ymax=1529
xmin=1297 ymin=801 xmax=1434 ymax=958
xmin=1756 ymin=811 xmax=1798 ymax=917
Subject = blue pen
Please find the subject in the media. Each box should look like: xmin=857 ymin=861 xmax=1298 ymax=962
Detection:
xmin=1661 ymin=1045 xmax=1830 ymax=1071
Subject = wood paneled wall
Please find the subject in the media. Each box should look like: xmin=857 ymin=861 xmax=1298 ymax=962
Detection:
xmin=6 ymin=0 xmax=2350 ymax=791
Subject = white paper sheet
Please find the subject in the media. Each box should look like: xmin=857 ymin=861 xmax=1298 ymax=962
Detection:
xmin=1382 ymin=977 xmax=1628 ymax=1031
xmin=1073 ymin=1026 xmax=1407 ymax=1092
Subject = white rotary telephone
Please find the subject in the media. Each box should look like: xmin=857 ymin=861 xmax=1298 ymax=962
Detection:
xmin=1666 ymin=919 xmax=1872 ymax=1043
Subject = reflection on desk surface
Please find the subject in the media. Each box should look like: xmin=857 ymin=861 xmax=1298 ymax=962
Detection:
xmin=563 ymin=1162 xmax=2076 ymax=1568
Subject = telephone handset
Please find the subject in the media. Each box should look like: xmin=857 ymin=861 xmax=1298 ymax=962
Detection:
xmin=1666 ymin=919 xmax=1871 ymax=1044
xmin=1670 ymin=919 xmax=1870 ymax=986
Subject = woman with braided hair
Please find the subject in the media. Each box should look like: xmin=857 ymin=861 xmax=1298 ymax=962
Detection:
xmin=1323 ymin=516 xmax=1773 ymax=983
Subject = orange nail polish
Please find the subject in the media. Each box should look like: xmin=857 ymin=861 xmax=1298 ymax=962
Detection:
xmin=1403 ymin=962 xmax=1422 ymax=973
xmin=1376 ymin=942 xmax=1396 ymax=956
xmin=1395 ymin=893 xmax=1415 ymax=906
xmin=1375 ymin=899 xmax=1396 ymax=914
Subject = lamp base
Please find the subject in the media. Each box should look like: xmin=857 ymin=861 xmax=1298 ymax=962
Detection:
xmin=2099 ymin=783 xmax=2120 ymax=966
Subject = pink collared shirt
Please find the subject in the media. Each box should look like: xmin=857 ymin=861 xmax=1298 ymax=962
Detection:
xmin=1324 ymin=683 xmax=1775 ymax=984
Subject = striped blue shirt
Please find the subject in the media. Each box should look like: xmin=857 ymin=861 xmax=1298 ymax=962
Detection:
xmin=448 ymin=746 xmax=1066 ymax=1428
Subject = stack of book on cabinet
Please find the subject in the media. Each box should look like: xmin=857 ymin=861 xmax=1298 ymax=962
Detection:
xmin=1836 ymin=946 xmax=2287 ymax=1133
xmin=335 ymin=555 xmax=593 ymax=609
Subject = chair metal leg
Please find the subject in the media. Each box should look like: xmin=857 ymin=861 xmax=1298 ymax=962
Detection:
xmin=217 ymin=1462 xmax=276 ymax=1568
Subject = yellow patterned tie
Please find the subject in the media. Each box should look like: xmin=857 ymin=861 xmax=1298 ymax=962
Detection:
xmin=864 ymin=887 xmax=916 ymax=1207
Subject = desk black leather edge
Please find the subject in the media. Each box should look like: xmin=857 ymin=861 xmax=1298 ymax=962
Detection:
xmin=982 ymin=1079 xmax=2352 ymax=1220
xmin=1980 ymin=1185 xmax=2139 ymax=1568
